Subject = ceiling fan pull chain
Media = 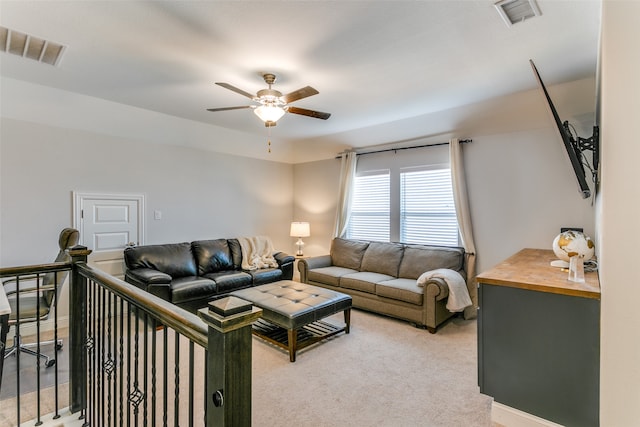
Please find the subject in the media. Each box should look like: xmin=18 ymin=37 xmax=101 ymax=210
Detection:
xmin=267 ymin=126 xmax=272 ymax=153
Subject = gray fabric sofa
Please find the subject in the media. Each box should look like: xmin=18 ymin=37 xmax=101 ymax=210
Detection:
xmin=298 ymin=238 xmax=472 ymax=333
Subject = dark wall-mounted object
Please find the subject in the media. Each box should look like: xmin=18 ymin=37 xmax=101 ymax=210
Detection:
xmin=530 ymin=59 xmax=599 ymax=199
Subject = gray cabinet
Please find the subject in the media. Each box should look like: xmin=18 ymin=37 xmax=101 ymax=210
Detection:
xmin=477 ymin=249 xmax=600 ymax=427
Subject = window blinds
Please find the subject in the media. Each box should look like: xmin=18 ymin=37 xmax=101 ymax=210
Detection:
xmin=400 ymin=169 xmax=458 ymax=246
xmin=347 ymin=172 xmax=390 ymax=241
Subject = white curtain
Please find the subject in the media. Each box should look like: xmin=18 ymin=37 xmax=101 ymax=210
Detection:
xmin=449 ymin=138 xmax=478 ymax=319
xmin=333 ymin=150 xmax=357 ymax=238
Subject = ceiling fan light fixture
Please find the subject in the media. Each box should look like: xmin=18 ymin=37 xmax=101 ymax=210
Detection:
xmin=209 ymin=73 xmax=330 ymax=124
xmin=254 ymin=104 xmax=285 ymax=123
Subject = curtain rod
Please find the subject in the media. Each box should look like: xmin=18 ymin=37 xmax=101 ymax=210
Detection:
xmin=336 ymin=139 xmax=472 ymax=159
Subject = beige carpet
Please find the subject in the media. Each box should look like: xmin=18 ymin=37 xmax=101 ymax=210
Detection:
xmin=1 ymin=309 xmax=492 ymax=426
xmin=251 ymin=310 xmax=492 ymax=426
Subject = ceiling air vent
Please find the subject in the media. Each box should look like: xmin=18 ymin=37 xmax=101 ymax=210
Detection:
xmin=494 ymin=0 xmax=542 ymax=27
xmin=0 ymin=26 xmax=66 ymax=66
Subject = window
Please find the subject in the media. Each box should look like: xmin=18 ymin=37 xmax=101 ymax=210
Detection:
xmin=347 ymin=171 xmax=390 ymax=241
xmin=346 ymin=164 xmax=459 ymax=246
xmin=400 ymin=168 xmax=458 ymax=246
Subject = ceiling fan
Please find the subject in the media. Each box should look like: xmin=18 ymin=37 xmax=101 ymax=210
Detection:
xmin=207 ymin=73 xmax=331 ymax=127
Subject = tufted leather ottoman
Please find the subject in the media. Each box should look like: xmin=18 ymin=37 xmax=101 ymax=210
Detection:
xmin=231 ymin=280 xmax=352 ymax=361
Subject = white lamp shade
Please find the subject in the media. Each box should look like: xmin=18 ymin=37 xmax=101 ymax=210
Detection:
xmin=254 ymin=105 xmax=286 ymax=123
xmin=290 ymin=222 xmax=310 ymax=237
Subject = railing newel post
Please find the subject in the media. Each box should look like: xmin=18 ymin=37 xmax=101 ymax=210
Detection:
xmin=68 ymin=245 xmax=92 ymax=414
xmin=198 ymin=297 xmax=262 ymax=427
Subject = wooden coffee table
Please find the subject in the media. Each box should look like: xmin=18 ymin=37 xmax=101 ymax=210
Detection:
xmin=231 ymin=280 xmax=352 ymax=362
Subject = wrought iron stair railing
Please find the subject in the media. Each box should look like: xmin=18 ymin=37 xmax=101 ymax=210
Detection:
xmin=1 ymin=245 xmax=260 ymax=426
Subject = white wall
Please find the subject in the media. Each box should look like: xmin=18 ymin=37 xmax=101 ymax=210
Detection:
xmin=0 ymin=118 xmax=294 ymax=267
xmin=293 ymin=83 xmax=597 ymax=274
xmin=292 ymin=158 xmax=341 ymax=256
xmin=465 ymin=128 xmax=595 ymax=273
xmin=598 ymin=2 xmax=640 ymax=424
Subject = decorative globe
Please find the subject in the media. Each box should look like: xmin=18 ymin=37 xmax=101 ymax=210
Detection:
xmin=552 ymin=230 xmax=595 ymax=262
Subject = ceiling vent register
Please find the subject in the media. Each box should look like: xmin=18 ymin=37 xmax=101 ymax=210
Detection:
xmin=494 ymin=0 xmax=542 ymax=27
xmin=0 ymin=26 xmax=66 ymax=66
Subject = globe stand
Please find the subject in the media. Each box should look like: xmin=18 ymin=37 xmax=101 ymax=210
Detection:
xmin=568 ymin=256 xmax=585 ymax=283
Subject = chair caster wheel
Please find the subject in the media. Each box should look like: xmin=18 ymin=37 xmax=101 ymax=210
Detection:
xmin=56 ymin=343 xmax=63 ymax=351
xmin=46 ymin=359 xmax=56 ymax=368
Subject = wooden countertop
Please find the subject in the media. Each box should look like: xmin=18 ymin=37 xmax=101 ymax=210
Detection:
xmin=477 ymin=248 xmax=600 ymax=300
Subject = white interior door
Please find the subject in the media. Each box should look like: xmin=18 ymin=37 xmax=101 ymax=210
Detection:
xmin=73 ymin=192 xmax=145 ymax=279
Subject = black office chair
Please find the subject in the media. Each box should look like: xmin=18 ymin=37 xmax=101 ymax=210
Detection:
xmin=2 ymin=228 xmax=79 ymax=368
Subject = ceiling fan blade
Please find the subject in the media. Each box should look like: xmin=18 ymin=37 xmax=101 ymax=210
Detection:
xmin=287 ymin=106 xmax=331 ymax=120
xmin=282 ymin=86 xmax=319 ymax=103
xmin=215 ymin=82 xmax=255 ymax=99
xmin=206 ymin=106 xmax=252 ymax=112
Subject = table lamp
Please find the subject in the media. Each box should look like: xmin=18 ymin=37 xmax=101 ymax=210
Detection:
xmin=290 ymin=222 xmax=310 ymax=256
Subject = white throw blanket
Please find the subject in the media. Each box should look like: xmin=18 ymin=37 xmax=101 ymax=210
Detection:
xmin=238 ymin=236 xmax=278 ymax=271
xmin=417 ymin=268 xmax=472 ymax=313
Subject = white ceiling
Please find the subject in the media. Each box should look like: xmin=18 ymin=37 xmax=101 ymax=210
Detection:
xmin=0 ymin=1 xmax=601 ymax=162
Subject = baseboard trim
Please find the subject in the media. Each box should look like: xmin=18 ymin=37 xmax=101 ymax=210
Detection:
xmin=492 ymin=402 xmax=564 ymax=427
xmin=22 ymin=406 xmax=84 ymax=427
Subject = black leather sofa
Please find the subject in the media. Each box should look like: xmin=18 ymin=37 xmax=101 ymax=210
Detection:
xmin=124 ymin=238 xmax=294 ymax=312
